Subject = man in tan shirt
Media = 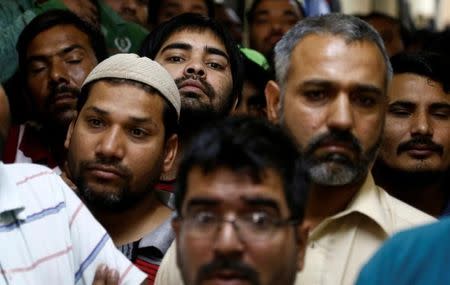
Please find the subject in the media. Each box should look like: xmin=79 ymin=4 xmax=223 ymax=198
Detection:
xmin=155 ymin=13 xmax=434 ymax=285
xmin=264 ymin=13 xmax=434 ymax=285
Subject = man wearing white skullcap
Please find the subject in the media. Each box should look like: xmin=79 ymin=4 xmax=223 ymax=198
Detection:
xmin=64 ymin=53 xmax=181 ymax=283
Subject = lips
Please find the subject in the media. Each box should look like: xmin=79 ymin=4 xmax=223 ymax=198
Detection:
xmin=87 ymin=164 xmax=125 ymax=180
xmin=404 ymin=144 xmax=439 ymax=158
xmin=178 ymin=79 xmax=207 ymax=96
xmin=204 ymin=270 xmax=251 ymax=285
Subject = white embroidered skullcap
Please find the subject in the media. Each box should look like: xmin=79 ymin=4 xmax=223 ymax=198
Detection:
xmin=82 ymin=53 xmax=180 ymax=118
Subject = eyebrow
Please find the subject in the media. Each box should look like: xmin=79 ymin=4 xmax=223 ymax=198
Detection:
xmin=241 ymin=196 xmax=281 ymax=214
xmin=159 ymin=42 xmax=229 ymax=61
xmin=430 ymin=102 xmax=450 ymax=110
xmin=27 ymin=44 xmax=85 ymax=63
xmin=300 ymin=79 xmax=383 ymax=95
xmin=185 ymin=198 xmax=220 ymax=211
xmin=84 ymin=106 xmax=159 ymax=127
xmin=389 ymin=101 xmax=415 ymax=108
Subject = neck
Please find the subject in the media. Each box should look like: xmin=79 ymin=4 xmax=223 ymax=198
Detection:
xmin=373 ymin=162 xmax=447 ymax=217
xmin=40 ymin=122 xmax=68 ymax=167
xmin=303 ymin=177 xmax=366 ymax=231
xmin=91 ymin=192 xmax=172 ymax=246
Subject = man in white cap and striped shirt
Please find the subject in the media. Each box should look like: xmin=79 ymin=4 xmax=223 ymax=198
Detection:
xmin=64 ymin=53 xmax=181 ymax=283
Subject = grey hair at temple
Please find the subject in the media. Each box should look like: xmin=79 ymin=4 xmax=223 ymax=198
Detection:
xmin=273 ymin=13 xmax=393 ymax=93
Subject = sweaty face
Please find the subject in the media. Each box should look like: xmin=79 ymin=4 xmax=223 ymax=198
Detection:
xmin=155 ymin=29 xmax=233 ymax=117
xmin=173 ymin=167 xmax=304 ymax=285
xmin=249 ymin=0 xmax=302 ymax=58
xmin=157 ymin=0 xmax=209 ymax=24
xmin=26 ymin=25 xmax=97 ymax=129
xmin=378 ymin=73 xmax=450 ymax=173
xmin=267 ymin=35 xmax=387 ymax=186
xmin=104 ymin=0 xmax=148 ymax=26
xmin=65 ymin=81 xmax=170 ymax=211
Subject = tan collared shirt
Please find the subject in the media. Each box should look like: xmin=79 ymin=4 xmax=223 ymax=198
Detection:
xmin=155 ymin=174 xmax=435 ymax=285
xmin=296 ymin=174 xmax=435 ymax=285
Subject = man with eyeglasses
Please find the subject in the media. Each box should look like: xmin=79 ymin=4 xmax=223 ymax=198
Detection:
xmin=157 ymin=116 xmax=309 ymax=285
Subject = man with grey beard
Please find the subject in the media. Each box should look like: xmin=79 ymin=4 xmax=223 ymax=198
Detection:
xmin=264 ymin=13 xmax=434 ymax=285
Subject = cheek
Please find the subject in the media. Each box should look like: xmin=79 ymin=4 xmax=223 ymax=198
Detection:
xmin=69 ymin=62 xmax=95 ymax=86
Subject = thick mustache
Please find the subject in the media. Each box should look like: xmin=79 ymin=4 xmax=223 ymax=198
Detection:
xmin=196 ymin=258 xmax=259 ymax=285
xmin=397 ymin=136 xmax=443 ymax=155
xmin=48 ymin=84 xmax=80 ymax=101
xmin=81 ymin=157 xmax=132 ymax=178
xmin=304 ymin=130 xmax=362 ymax=155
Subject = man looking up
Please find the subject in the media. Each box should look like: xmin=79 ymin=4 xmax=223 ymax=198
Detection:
xmin=64 ymin=53 xmax=180 ymax=283
xmin=3 ymin=10 xmax=106 ymax=171
xmin=157 ymin=116 xmax=309 ymax=285
xmin=247 ymin=0 xmax=304 ymax=61
xmin=264 ymin=13 xmax=434 ymax=284
xmin=139 ymin=13 xmax=243 ymax=182
xmin=372 ymin=52 xmax=450 ymax=217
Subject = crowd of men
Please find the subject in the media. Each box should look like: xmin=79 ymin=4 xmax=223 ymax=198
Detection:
xmin=1 ymin=0 xmax=450 ymax=284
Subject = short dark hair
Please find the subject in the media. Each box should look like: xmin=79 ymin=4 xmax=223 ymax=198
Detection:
xmin=390 ymin=51 xmax=450 ymax=93
xmin=79 ymin=78 xmax=178 ymax=140
xmin=174 ymin=116 xmax=309 ymax=222
xmin=147 ymin=0 xmax=215 ymax=25
xmin=17 ymin=9 xmax=107 ymax=74
xmin=246 ymin=0 xmax=305 ymax=24
xmin=139 ymin=13 xmax=243 ymax=113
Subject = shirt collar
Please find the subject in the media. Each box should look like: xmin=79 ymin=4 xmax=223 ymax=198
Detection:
xmin=315 ymin=174 xmax=391 ymax=237
xmin=0 ymin=162 xmax=26 ymax=218
xmin=138 ymin=214 xmax=175 ymax=255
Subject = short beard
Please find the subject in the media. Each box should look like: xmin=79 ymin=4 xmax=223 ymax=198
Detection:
xmin=73 ymin=158 xmax=159 ymax=212
xmin=302 ymin=130 xmax=380 ymax=187
xmin=373 ymin=158 xmax=447 ymax=190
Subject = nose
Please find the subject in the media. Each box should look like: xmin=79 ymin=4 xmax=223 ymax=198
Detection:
xmin=327 ymin=93 xmax=354 ymax=132
xmin=213 ymin=220 xmax=244 ymax=259
xmin=49 ymin=59 xmax=69 ymax=84
xmin=95 ymin=126 xmax=125 ymax=160
xmin=411 ymin=110 xmax=433 ymax=137
xmin=184 ymin=59 xmax=206 ymax=79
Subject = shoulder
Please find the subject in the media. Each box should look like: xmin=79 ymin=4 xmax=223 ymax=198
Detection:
xmin=379 ymin=186 xmax=436 ymax=229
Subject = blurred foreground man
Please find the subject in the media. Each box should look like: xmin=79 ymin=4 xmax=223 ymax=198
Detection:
xmin=156 ymin=116 xmax=309 ymax=285
xmin=264 ymin=13 xmax=434 ymax=285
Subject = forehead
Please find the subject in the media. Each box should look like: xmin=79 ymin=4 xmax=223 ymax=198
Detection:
xmin=82 ymin=81 xmax=164 ymax=118
xmin=254 ymin=0 xmax=301 ymax=15
xmin=26 ymin=24 xmax=92 ymax=57
xmin=389 ymin=73 xmax=449 ymax=103
xmin=160 ymin=29 xmax=227 ymax=54
xmin=287 ymin=34 xmax=386 ymax=88
xmin=183 ymin=167 xmax=288 ymax=210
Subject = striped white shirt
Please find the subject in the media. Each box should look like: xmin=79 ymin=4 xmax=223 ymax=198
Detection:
xmin=0 ymin=162 xmax=146 ymax=284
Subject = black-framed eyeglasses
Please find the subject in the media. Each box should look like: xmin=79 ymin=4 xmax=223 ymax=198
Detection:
xmin=177 ymin=211 xmax=298 ymax=242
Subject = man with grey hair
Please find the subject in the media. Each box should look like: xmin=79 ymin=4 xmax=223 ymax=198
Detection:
xmin=264 ymin=13 xmax=433 ymax=285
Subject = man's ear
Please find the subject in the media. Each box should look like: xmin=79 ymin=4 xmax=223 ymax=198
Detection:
xmin=171 ymin=216 xmax=181 ymax=238
xmin=162 ymin=134 xmax=178 ymax=173
xmin=296 ymin=223 xmax=309 ymax=271
xmin=64 ymin=119 xmax=76 ymax=150
xmin=265 ymin=80 xmax=281 ymax=123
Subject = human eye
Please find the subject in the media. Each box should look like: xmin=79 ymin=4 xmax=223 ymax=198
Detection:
xmin=86 ymin=117 xmax=105 ymax=128
xmin=432 ymin=110 xmax=450 ymax=120
xmin=65 ymin=50 xmax=84 ymax=64
xmin=388 ymin=105 xmax=411 ymax=117
xmin=190 ymin=211 xmax=217 ymax=228
xmin=28 ymin=62 xmax=47 ymax=75
xmin=353 ymin=93 xmax=377 ymax=108
xmin=165 ymin=54 xmax=185 ymax=63
xmin=206 ymin=61 xmax=225 ymax=70
xmin=243 ymin=211 xmax=275 ymax=231
xmin=129 ymin=128 xmax=149 ymax=139
xmin=302 ymin=89 xmax=327 ymax=102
